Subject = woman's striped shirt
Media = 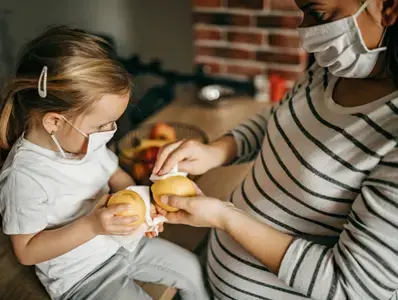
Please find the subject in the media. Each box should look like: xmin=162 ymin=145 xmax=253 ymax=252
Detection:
xmin=207 ymin=65 xmax=398 ymax=300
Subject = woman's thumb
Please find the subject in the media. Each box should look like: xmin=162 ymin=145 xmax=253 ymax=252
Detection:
xmin=161 ymin=195 xmax=190 ymax=211
xmin=192 ymin=182 xmax=204 ymax=196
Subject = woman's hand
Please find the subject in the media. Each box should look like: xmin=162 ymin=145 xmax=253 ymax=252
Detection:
xmin=87 ymin=195 xmax=140 ymax=236
xmin=157 ymin=185 xmax=294 ymax=274
xmin=152 ymin=136 xmax=238 ymax=176
xmin=155 ymin=185 xmax=236 ymax=230
xmin=145 ymin=204 xmax=164 ymax=239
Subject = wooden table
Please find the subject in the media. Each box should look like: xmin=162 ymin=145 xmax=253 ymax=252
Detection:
xmin=118 ymin=87 xmax=268 ymax=299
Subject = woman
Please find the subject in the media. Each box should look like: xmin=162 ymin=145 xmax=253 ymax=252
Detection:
xmin=153 ymin=0 xmax=398 ymax=299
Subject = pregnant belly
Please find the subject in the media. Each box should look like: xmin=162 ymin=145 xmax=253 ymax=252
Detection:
xmin=207 ymin=229 xmax=309 ymax=300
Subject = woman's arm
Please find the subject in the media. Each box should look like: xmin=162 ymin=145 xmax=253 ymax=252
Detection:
xmin=153 ymin=106 xmax=275 ymax=176
xmin=221 ymin=207 xmax=293 ymax=274
xmin=108 ymin=167 xmax=135 ymax=192
xmin=160 ymin=193 xmax=293 ymax=273
xmin=224 ymin=107 xmax=273 ymax=165
xmin=161 ymin=151 xmax=398 ymax=300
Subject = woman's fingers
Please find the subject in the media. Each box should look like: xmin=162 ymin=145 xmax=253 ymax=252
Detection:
xmin=158 ymin=145 xmax=192 ymax=175
xmin=153 ymin=140 xmax=185 ymax=174
xmin=192 ymin=182 xmax=205 ymax=196
xmin=165 ymin=210 xmax=191 ymax=225
xmin=161 ymin=195 xmax=192 ymax=212
xmin=149 ymin=203 xmax=157 ymax=218
xmin=155 ymin=205 xmax=168 ymax=216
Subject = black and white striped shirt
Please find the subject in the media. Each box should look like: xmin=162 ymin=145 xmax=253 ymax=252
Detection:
xmin=207 ymin=64 xmax=398 ymax=300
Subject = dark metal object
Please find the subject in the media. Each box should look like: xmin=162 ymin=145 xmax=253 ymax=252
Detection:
xmin=118 ymin=56 xmax=256 ymax=130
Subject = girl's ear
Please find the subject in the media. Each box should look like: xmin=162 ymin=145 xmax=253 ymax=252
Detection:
xmin=382 ymin=0 xmax=398 ymax=26
xmin=42 ymin=113 xmax=64 ymax=134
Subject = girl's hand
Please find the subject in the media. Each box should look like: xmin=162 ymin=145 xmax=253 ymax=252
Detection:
xmin=152 ymin=139 xmax=227 ymax=176
xmin=87 ymin=195 xmax=140 ymax=236
xmin=145 ymin=203 xmax=164 ymax=239
xmin=155 ymin=184 xmax=235 ymax=230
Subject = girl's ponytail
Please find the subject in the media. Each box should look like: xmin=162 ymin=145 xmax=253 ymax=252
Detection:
xmin=0 ymin=79 xmax=35 ymax=150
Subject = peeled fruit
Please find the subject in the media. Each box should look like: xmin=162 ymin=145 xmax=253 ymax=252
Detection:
xmin=151 ymin=176 xmax=196 ymax=212
xmin=107 ymin=190 xmax=146 ymax=225
xmin=150 ymin=123 xmax=177 ymax=141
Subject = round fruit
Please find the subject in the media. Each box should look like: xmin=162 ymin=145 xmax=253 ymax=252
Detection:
xmin=107 ymin=190 xmax=146 ymax=225
xmin=150 ymin=123 xmax=177 ymax=141
xmin=151 ymin=176 xmax=196 ymax=212
xmin=132 ymin=162 xmax=151 ymax=183
xmin=137 ymin=146 xmax=160 ymax=163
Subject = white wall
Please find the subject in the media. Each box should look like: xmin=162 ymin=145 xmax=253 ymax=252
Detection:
xmin=0 ymin=0 xmax=193 ymax=80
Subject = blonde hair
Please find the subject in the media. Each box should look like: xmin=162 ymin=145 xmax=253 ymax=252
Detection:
xmin=0 ymin=26 xmax=132 ymax=155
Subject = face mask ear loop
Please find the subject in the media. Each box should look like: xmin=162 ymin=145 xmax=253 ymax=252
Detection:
xmin=60 ymin=116 xmax=88 ymax=138
xmin=378 ymin=28 xmax=387 ymax=47
xmin=354 ymin=0 xmax=371 ymax=18
xmin=50 ymin=132 xmax=67 ymax=158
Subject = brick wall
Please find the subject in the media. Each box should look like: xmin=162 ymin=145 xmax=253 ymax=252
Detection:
xmin=193 ymin=0 xmax=307 ymax=83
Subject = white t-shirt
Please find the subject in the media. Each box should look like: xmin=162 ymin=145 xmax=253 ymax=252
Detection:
xmin=0 ymin=137 xmax=121 ymax=299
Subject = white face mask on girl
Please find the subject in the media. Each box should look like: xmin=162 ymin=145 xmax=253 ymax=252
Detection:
xmin=50 ymin=117 xmax=117 ymax=159
xmin=298 ymin=0 xmax=386 ymax=78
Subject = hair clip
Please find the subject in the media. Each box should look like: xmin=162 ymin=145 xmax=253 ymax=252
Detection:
xmin=38 ymin=66 xmax=48 ymax=98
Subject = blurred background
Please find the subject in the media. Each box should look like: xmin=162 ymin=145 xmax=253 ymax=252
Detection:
xmin=0 ymin=0 xmax=307 ymax=141
xmin=0 ymin=0 xmax=194 ymax=87
xmin=0 ymin=0 xmax=306 ymax=87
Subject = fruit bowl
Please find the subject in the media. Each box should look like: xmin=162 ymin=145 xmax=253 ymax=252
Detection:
xmin=114 ymin=122 xmax=208 ymax=185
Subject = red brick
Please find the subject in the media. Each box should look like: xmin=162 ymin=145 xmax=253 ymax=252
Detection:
xmin=269 ymin=33 xmax=301 ymax=48
xmin=268 ymin=69 xmax=303 ymax=81
xmin=227 ymin=0 xmax=266 ymax=9
xmin=256 ymin=15 xmax=301 ymax=29
xmin=270 ymin=0 xmax=299 ymax=11
xmin=193 ymin=12 xmax=251 ymax=26
xmin=193 ymin=0 xmax=222 ymax=7
xmin=194 ymin=28 xmax=223 ymax=41
xmin=196 ymin=46 xmax=254 ymax=60
xmin=227 ymin=31 xmax=264 ymax=45
xmin=227 ymin=64 xmax=265 ymax=77
xmin=195 ymin=60 xmax=223 ymax=74
xmin=257 ymin=51 xmax=303 ymax=64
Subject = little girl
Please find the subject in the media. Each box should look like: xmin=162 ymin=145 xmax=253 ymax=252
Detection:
xmin=0 ymin=26 xmax=209 ymax=300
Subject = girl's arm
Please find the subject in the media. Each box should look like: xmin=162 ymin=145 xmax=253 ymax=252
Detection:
xmin=11 ymin=215 xmax=97 ymax=266
xmin=11 ymin=195 xmax=137 ymax=266
xmin=108 ymin=167 xmax=135 ymax=192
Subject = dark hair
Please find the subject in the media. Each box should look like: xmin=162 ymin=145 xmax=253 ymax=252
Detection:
xmin=385 ymin=21 xmax=398 ymax=88
xmin=0 ymin=26 xmax=132 ymax=158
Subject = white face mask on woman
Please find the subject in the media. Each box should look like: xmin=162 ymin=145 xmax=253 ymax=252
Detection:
xmin=50 ymin=117 xmax=117 ymax=159
xmin=298 ymin=0 xmax=386 ymax=78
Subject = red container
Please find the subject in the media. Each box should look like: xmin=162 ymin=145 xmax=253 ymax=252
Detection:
xmin=269 ymin=74 xmax=287 ymax=103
